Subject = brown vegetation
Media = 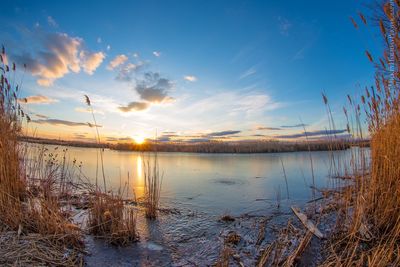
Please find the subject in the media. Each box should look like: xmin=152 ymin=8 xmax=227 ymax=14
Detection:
xmin=143 ymin=154 xmax=163 ymax=219
xmin=0 ymin=47 xmax=84 ymax=265
xmin=112 ymin=139 xmax=356 ymax=153
xmin=323 ymin=2 xmax=400 ymax=265
xmin=87 ymin=193 xmax=137 ymax=245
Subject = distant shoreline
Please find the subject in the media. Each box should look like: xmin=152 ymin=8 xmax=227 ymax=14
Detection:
xmin=19 ymin=136 xmax=370 ymax=154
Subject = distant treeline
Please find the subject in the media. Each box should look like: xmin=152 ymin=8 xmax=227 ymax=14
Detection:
xmin=111 ymin=140 xmax=369 ymax=153
xmin=20 ymin=136 xmax=369 ymax=154
xmin=19 ymin=136 xmax=107 ymax=149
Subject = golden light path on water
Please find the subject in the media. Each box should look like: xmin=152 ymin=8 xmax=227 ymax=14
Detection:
xmin=135 ymin=155 xmax=144 ymax=199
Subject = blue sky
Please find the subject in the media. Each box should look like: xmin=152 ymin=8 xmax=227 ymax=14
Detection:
xmin=0 ymin=0 xmax=381 ymax=143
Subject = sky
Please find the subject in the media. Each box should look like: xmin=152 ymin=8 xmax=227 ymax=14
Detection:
xmin=0 ymin=0 xmax=382 ymax=143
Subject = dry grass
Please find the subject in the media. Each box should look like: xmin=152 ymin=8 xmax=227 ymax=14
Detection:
xmin=256 ymin=220 xmax=310 ymax=267
xmin=0 ymin=47 xmax=25 ymax=230
xmin=323 ymin=2 xmax=400 ymax=265
xmin=143 ymin=154 xmax=163 ymax=219
xmin=0 ymin=48 xmax=84 ymax=264
xmin=0 ymin=231 xmax=84 ymax=266
xmin=82 ymin=94 xmax=138 ymax=245
xmin=87 ymin=192 xmax=137 ymax=246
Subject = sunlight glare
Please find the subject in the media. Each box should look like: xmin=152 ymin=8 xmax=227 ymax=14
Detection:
xmin=133 ymin=135 xmax=146 ymax=144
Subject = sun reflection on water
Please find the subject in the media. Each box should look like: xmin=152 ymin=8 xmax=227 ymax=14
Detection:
xmin=135 ymin=155 xmax=145 ymax=199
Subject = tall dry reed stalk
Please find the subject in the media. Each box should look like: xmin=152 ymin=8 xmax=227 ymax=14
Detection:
xmin=143 ymin=153 xmax=163 ymax=219
xmin=84 ymin=95 xmax=107 ymax=192
xmin=324 ymin=2 xmax=400 ymax=265
xmin=83 ymin=95 xmax=138 ymax=245
xmin=0 ymin=47 xmax=84 ymax=264
xmin=0 ymin=46 xmax=25 ymax=229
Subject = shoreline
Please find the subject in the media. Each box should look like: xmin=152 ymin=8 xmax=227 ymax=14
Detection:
xmin=19 ymin=135 xmax=369 ymax=154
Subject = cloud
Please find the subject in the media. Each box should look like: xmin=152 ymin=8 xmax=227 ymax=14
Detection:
xmin=280 ymin=123 xmax=308 ymax=128
xmin=152 ymin=51 xmax=161 ymax=57
xmin=75 ymin=107 xmax=104 ymax=115
xmin=106 ymin=136 xmax=133 ymax=142
xmin=19 ymin=95 xmax=57 ymax=104
xmin=186 ymin=138 xmax=211 ymax=143
xmin=278 ymin=16 xmax=291 ymax=36
xmin=256 ymin=126 xmax=282 ymax=130
xmin=239 ymin=67 xmax=256 ymax=80
xmin=47 ymin=16 xmax=58 ymax=27
xmin=73 ymin=132 xmax=89 ymax=139
xmin=156 ymin=136 xmax=171 ymax=142
xmin=275 ymin=129 xmax=348 ymax=139
xmin=134 ymin=72 xmax=174 ymax=103
xmin=118 ymin=101 xmax=150 ymax=112
xmin=37 ymin=79 xmax=53 ymax=86
xmin=14 ymin=32 xmax=104 ymax=86
xmin=107 ymin=45 xmax=111 ymax=51
xmin=115 ymin=62 xmax=145 ymax=82
xmin=34 ymin=113 xmax=49 ymax=119
xmin=184 ymin=75 xmax=197 ymax=82
xmin=97 ymin=37 xmax=102 ymax=43
xmin=31 ymin=118 xmax=102 ymax=127
xmin=206 ymin=130 xmax=241 ymax=137
xmin=107 ymin=54 xmax=128 ymax=70
xmin=80 ymin=51 xmax=105 ymax=74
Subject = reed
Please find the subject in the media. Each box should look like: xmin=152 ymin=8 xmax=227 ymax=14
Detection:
xmin=323 ymin=2 xmax=400 ymax=265
xmin=143 ymin=153 xmax=163 ymax=219
xmin=0 ymin=47 xmax=84 ymax=265
xmin=0 ymin=46 xmax=25 ymax=230
xmin=87 ymin=192 xmax=137 ymax=245
xmin=82 ymin=96 xmax=138 ymax=245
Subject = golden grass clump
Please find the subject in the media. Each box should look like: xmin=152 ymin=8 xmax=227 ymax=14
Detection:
xmin=324 ymin=1 xmax=400 ymax=265
xmin=143 ymin=154 xmax=163 ymax=219
xmin=0 ymin=46 xmax=26 ymax=230
xmin=0 ymin=48 xmax=84 ymax=265
xmin=87 ymin=193 xmax=137 ymax=246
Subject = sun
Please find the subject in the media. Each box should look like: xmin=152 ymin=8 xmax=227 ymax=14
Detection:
xmin=133 ymin=135 xmax=146 ymax=144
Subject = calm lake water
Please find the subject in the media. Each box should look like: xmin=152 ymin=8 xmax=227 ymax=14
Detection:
xmin=39 ymin=144 xmax=365 ymax=214
xmin=29 ymin=144 xmax=368 ymax=266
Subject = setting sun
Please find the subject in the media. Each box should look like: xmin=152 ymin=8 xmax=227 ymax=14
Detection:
xmin=133 ymin=135 xmax=146 ymax=144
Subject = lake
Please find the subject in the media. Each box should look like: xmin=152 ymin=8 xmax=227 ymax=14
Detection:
xmin=28 ymin=144 xmax=367 ymax=266
xmin=53 ymin=145 xmax=363 ymax=213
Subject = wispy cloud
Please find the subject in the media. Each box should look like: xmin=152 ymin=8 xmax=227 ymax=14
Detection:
xmin=107 ymin=54 xmax=128 ymax=70
xmin=256 ymin=126 xmax=282 ymax=130
xmin=47 ymin=16 xmax=58 ymax=27
xmin=239 ymin=67 xmax=256 ymax=80
xmin=152 ymin=51 xmax=161 ymax=57
xmin=115 ymin=62 xmax=145 ymax=82
xmin=275 ymin=129 xmax=347 ymax=139
xmin=280 ymin=123 xmax=308 ymax=128
xmin=205 ymin=130 xmax=241 ymax=137
xmin=75 ymin=107 xmax=104 ymax=115
xmin=31 ymin=118 xmax=102 ymax=127
xmin=184 ymin=75 xmax=197 ymax=82
xmin=278 ymin=16 xmax=291 ymax=36
xmin=106 ymin=136 xmax=133 ymax=142
xmin=118 ymin=101 xmax=149 ymax=112
xmin=19 ymin=95 xmax=57 ymax=104
xmin=34 ymin=113 xmax=49 ymax=119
